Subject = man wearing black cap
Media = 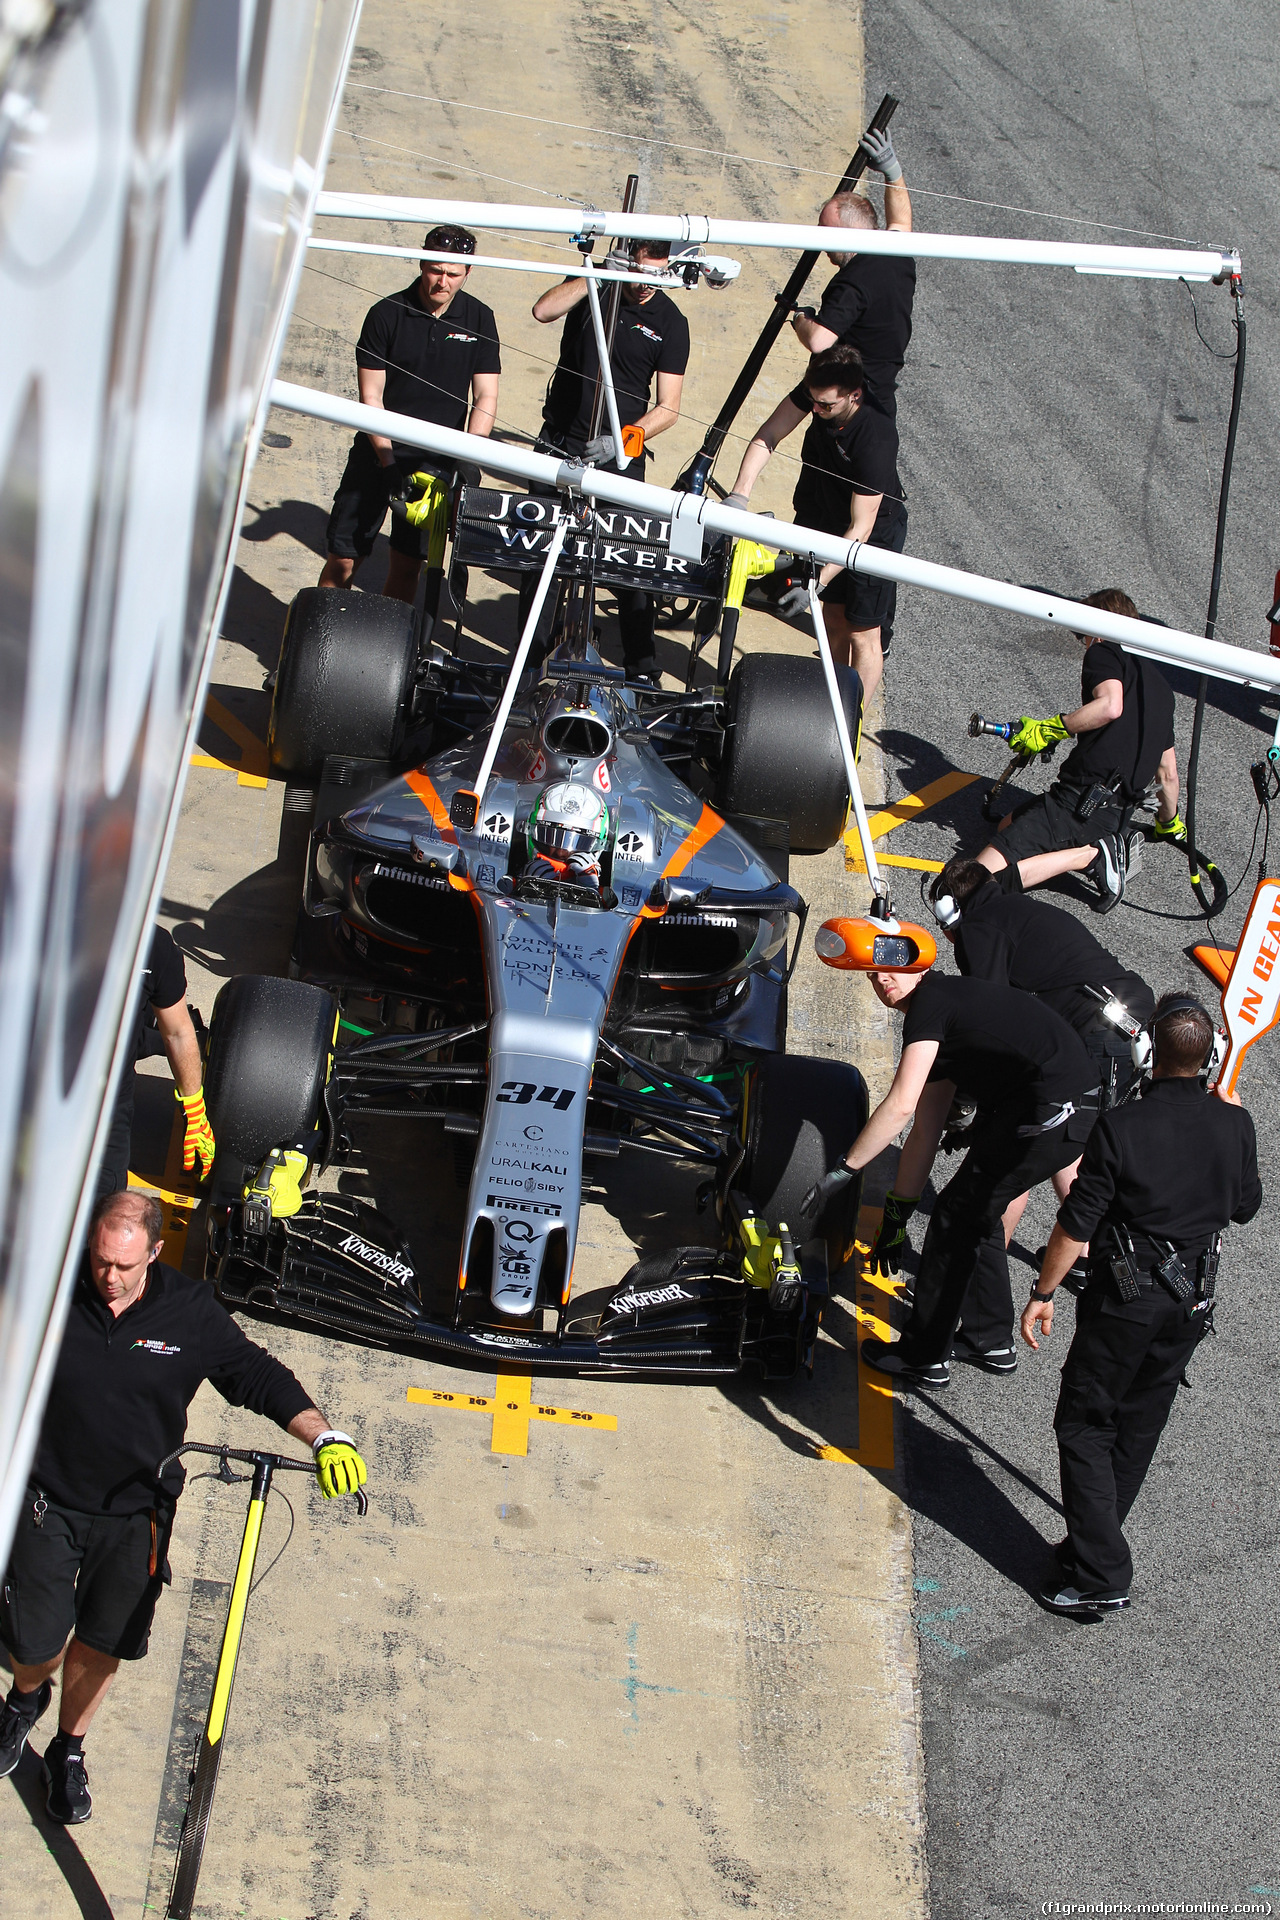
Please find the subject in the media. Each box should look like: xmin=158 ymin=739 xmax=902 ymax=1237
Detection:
xmin=527 ymin=241 xmax=690 ymax=680
xmin=319 ymin=224 xmax=500 ymax=603
xmin=1022 ymin=995 xmax=1260 ymax=1617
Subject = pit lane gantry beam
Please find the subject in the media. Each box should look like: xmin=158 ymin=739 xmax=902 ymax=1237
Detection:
xmin=314 ymin=190 xmax=1239 ymax=284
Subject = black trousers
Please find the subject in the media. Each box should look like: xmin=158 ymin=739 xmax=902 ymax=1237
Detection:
xmin=902 ymin=1101 xmax=1084 ymax=1365
xmin=1054 ymin=1285 xmax=1204 ymax=1594
xmin=95 ymin=1074 xmax=135 ymax=1201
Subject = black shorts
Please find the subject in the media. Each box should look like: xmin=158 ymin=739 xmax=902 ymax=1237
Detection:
xmin=326 ymin=436 xmax=473 ymax=562
xmin=1 ymin=1492 xmax=172 ymax=1664
xmin=989 ymin=782 xmax=1127 ymax=865
xmin=816 ymin=511 xmax=907 ymax=632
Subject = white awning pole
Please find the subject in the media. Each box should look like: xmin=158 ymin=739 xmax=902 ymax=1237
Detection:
xmin=270 ymin=382 xmax=1280 ymax=693
xmin=466 ymin=517 xmax=570 ymax=813
xmin=305 ymin=238 xmax=737 ymax=287
xmin=314 ymin=192 xmax=1238 ymax=285
xmin=806 ymin=581 xmax=885 ymax=902
xmin=582 ymin=265 xmax=630 ymax=471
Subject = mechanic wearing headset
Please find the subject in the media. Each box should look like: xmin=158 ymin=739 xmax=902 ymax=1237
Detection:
xmin=96 ymin=925 xmax=214 ymax=1201
xmin=803 ymin=920 xmax=1096 ymax=1385
xmin=929 ymin=857 xmax=1157 ymax=1286
xmin=790 ymin=128 xmax=915 ymax=420
xmin=973 ymin=589 xmax=1182 ymax=913
xmin=0 ymin=1190 xmax=367 ymax=1824
xmin=527 ymin=240 xmax=690 ymax=682
xmin=1022 ymin=995 xmax=1260 ymax=1618
xmin=724 ymin=342 xmax=906 ymax=699
xmin=318 ymin=224 xmax=500 ymax=604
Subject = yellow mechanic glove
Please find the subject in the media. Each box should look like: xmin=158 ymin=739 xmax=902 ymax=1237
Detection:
xmin=176 ymin=1086 xmax=216 ymax=1180
xmin=312 ymin=1430 xmax=368 ymax=1499
xmin=1153 ymin=812 xmax=1188 ymax=844
xmin=1010 ymin=714 xmax=1070 ymax=757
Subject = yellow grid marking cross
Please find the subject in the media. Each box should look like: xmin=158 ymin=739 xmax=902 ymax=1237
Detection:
xmin=844 ymin=769 xmax=979 ymax=875
xmin=191 ymin=694 xmax=270 ymax=788
xmin=408 ymin=1375 xmax=617 ymax=1457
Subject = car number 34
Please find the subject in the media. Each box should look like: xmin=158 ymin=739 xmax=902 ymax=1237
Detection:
xmin=496 ymin=1081 xmax=576 ymax=1110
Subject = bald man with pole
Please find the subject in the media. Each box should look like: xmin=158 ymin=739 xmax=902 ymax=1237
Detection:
xmin=791 ymin=127 xmax=915 ymax=419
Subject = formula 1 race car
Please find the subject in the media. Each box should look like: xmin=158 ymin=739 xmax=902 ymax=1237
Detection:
xmin=202 ymin=487 xmax=868 ymax=1378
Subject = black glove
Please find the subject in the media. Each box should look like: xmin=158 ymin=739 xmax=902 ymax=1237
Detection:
xmin=867 ymin=1191 xmax=918 ymax=1279
xmin=801 ymin=1162 xmax=856 ymax=1223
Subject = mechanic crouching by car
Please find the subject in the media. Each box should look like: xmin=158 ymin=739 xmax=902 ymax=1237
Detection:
xmin=929 ymin=857 xmax=1156 ymax=1286
xmin=0 ymin=1190 xmax=367 ymax=1824
xmin=1021 ymin=995 xmax=1261 ymax=1618
xmin=802 ymin=923 xmax=1096 ymax=1384
xmin=318 ymin=224 xmax=499 ymax=605
xmin=96 ymin=924 xmax=215 ymax=1200
xmin=974 ymin=589 xmax=1181 ymax=913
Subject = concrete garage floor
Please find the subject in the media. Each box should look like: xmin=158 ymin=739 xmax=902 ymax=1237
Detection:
xmin=1 ymin=5 xmax=931 ymax=1917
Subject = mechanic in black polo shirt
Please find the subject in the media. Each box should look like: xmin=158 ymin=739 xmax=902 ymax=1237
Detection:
xmin=319 ymin=224 xmax=500 ymax=604
xmin=804 ymin=947 xmax=1095 ymax=1384
xmin=790 ymin=127 xmax=915 ymax=420
xmin=1022 ymin=995 xmax=1261 ymax=1616
xmin=725 ymin=342 xmax=906 ymax=698
xmin=96 ymin=924 xmax=214 ymax=1201
xmin=975 ymin=589 xmax=1182 ymax=913
xmin=527 ymin=240 xmax=690 ymax=679
xmin=0 ymin=1190 xmax=366 ymax=1825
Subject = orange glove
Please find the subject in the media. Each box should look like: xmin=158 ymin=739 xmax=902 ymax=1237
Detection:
xmin=176 ymin=1086 xmax=216 ymax=1179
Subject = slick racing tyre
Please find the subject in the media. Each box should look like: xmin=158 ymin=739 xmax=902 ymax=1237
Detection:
xmin=205 ymin=975 xmax=335 ymax=1171
xmin=268 ymin=588 xmax=418 ymax=776
xmin=718 ymin=653 xmax=861 ymax=852
xmin=740 ymin=1053 xmax=869 ymax=1277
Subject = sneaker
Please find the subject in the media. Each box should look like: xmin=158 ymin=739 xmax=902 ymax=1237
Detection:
xmin=1088 ymin=834 xmax=1126 ymax=914
xmin=1035 ymin=1246 xmax=1089 ymax=1296
xmin=42 ymin=1737 xmax=92 ymax=1825
xmin=952 ymin=1343 xmax=1018 ymax=1374
xmin=860 ymin=1337 xmax=950 ymax=1388
xmin=1039 ymin=1582 xmax=1130 ymax=1619
xmin=1124 ymin=829 xmax=1143 ymax=880
xmin=0 ymin=1680 xmax=51 ymax=1777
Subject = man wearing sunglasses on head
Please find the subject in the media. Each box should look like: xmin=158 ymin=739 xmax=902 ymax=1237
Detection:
xmin=724 ymin=342 xmax=906 ymax=700
xmin=319 ymin=224 xmax=500 ymax=604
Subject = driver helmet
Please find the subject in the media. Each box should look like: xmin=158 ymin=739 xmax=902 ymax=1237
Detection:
xmin=527 ymin=781 xmax=610 ymax=866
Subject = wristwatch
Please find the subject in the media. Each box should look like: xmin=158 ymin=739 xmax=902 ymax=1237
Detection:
xmin=1029 ymin=1288 xmax=1056 ymax=1304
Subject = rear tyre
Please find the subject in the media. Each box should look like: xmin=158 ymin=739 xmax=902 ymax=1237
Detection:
xmin=205 ymin=976 xmax=335 ymax=1170
xmin=740 ymin=1053 xmax=868 ymax=1277
xmin=718 ymin=653 xmax=861 ymax=852
xmin=268 ymin=588 xmax=418 ymax=776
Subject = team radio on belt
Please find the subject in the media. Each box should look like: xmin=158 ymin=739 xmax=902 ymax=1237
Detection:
xmin=3 ymin=117 xmax=1268 ymax=1837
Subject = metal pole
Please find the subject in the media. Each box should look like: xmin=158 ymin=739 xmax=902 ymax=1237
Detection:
xmin=583 ymin=268 xmax=631 ymax=471
xmin=1185 ymin=272 xmax=1246 ymax=915
xmin=452 ymin=519 xmax=571 ymax=830
xmin=676 ymin=95 xmax=897 ymax=494
xmin=586 ymin=173 xmax=640 ymax=447
xmin=269 ymin=382 xmax=1280 ymax=694
xmin=314 ymin=191 xmax=1238 ymax=284
xmin=807 ymin=581 xmax=886 ymax=907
